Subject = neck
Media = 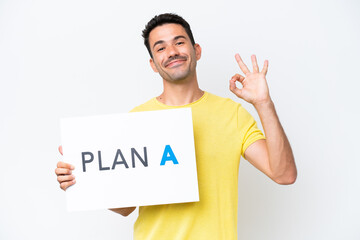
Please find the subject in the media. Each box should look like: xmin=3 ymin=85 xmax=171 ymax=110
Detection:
xmin=157 ymin=73 xmax=204 ymax=106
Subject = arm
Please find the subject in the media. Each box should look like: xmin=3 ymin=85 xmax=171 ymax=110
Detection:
xmin=55 ymin=146 xmax=136 ymax=216
xmin=244 ymin=101 xmax=296 ymax=184
xmin=230 ymin=54 xmax=297 ymax=185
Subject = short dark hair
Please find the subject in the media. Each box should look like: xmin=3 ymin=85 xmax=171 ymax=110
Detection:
xmin=142 ymin=13 xmax=196 ymax=58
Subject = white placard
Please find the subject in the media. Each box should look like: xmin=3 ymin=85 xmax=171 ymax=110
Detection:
xmin=60 ymin=108 xmax=199 ymax=211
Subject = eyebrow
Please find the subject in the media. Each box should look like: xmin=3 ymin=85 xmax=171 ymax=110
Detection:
xmin=152 ymin=35 xmax=187 ymax=49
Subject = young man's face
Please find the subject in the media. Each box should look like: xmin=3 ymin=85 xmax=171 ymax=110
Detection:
xmin=148 ymin=23 xmax=201 ymax=82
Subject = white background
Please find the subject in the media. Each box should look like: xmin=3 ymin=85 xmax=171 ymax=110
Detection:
xmin=0 ymin=0 xmax=359 ymax=239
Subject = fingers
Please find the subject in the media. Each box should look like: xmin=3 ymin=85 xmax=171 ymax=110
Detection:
xmin=56 ymin=149 xmax=76 ymax=191
xmin=230 ymin=74 xmax=245 ymax=91
xmin=229 ymin=76 xmax=244 ymax=99
xmin=229 ymin=77 xmax=236 ymax=91
xmin=57 ymin=174 xmax=75 ymax=183
xmin=261 ymin=60 xmax=269 ymax=75
xmin=55 ymin=167 xmax=72 ymax=175
xmin=251 ymin=55 xmax=259 ymax=72
xmin=55 ymin=163 xmax=76 ymax=191
xmin=56 ymin=164 xmax=76 ymax=191
xmin=235 ymin=54 xmax=250 ymax=75
xmin=236 ymin=54 xmax=268 ymax=75
xmin=57 ymin=161 xmax=74 ymax=170
xmin=231 ymin=74 xmax=245 ymax=84
xmin=60 ymin=179 xmax=76 ymax=191
xmin=55 ymin=161 xmax=75 ymax=176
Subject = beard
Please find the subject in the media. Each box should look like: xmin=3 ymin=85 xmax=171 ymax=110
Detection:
xmin=157 ymin=55 xmax=196 ymax=82
xmin=161 ymin=65 xmax=192 ymax=82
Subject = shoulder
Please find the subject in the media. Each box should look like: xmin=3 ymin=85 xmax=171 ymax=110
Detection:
xmin=129 ymin=98 xmax=160 ymax=112
xmin=205 ymin=92 xmax=242 ymax=110
xmin=205 ymin=92 xmax=256 ymax=123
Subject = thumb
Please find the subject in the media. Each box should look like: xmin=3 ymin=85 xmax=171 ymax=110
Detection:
xmin=229 ymin=79 xmax=245 ymax=99
xmin=58 ymin=145 xmax=63 ymax=156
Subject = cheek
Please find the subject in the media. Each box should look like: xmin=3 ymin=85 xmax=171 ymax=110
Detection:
xmin=155 ymin=59 xmax=164 ymax=70
xmin=150 ymin=59 xmax=160 ymax=72
xmin=153 ymin=56 xmax=164 ymax=66
xmin=187 ymin=47 xmax=197 ymax=59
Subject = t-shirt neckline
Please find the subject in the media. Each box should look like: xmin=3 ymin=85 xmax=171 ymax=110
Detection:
xmin=153 ymin=91 xmax=208 ymax=109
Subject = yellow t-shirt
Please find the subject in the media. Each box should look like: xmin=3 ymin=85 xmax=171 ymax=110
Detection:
xmin=130 ymin=92 xmax=265 ymax=240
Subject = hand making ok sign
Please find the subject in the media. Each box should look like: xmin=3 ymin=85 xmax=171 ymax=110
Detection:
xmin=229 ymin=54 xmax=271 ymax=106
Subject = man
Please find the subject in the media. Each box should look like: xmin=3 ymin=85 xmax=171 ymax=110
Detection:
xmin=55 ymin=13 xmax=297 ymax=239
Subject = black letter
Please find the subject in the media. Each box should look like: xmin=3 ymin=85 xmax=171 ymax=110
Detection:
xmin=98 ymin=151 xmax=110 ymax=171
xmin=82 ymin=152 xmax=94 ymax=172
xmin=131 ymin=147 xmax=148 ymax=168
xmin=112 ymin=149 xmax=129 ymax=169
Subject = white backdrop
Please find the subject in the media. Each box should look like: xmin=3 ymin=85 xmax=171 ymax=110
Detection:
xmin=0 ymin=0 xmax=359 ymax=239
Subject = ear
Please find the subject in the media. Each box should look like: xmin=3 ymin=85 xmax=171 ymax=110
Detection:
xmin=194 ymin=43 xmax=202 ymax=61
xmin=149 ymin=58 xmax=159 ymax=73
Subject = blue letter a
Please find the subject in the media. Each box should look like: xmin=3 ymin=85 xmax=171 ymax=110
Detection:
xmin=160 ymin=145 xmax=179 ymax=166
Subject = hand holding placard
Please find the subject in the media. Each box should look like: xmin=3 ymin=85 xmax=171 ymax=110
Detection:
xmin=55 ymin=146 xmax=75 ymax=191
xmin=60 ymin=108 xmax=199 ymax=211
xmin=55 ymin=146 xmax=137 ymax=216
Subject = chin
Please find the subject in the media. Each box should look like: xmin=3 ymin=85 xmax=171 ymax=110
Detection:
xmin=169 ymin=69 xmax=194 ymax=82
xmin=168 ymin=74 xmax=189 ymax=82
xmin=161 ymin=70 xmax=189 ymax=82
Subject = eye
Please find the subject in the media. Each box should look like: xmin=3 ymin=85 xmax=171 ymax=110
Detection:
xmin=157 ymin=47 xmax=165 ymax=52
xmin=176 ymin=41 xmax=184 ymax=46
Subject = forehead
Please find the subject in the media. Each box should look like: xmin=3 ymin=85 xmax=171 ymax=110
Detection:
xmin=148 ymin=23 xmax=189 ymax=46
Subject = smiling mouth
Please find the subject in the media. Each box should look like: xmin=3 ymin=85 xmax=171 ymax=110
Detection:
xmin=164 ymin=56 xmax=188 ymax=68
xmin=165 ymin=60 xmax=185 ymax=68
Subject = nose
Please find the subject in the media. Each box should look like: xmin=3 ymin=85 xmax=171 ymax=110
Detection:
xmin=166 ymin=44 xmax=179 ymax=58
